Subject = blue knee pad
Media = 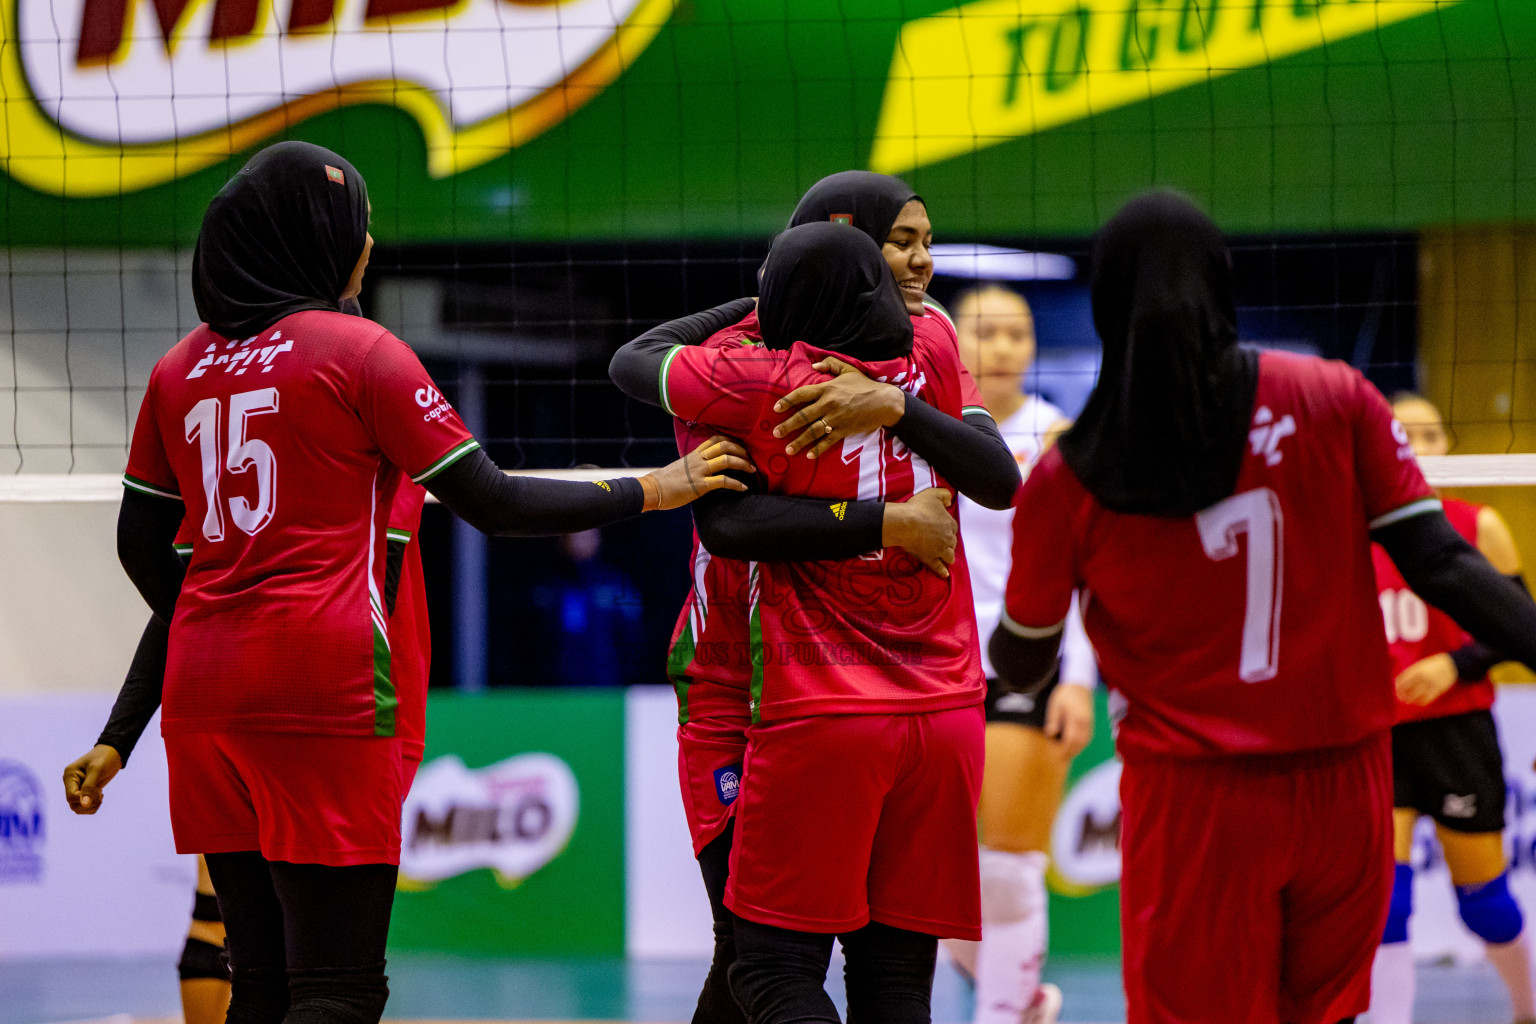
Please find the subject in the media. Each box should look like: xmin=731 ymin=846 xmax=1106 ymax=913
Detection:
xmin=1383 ymin=863 xmax=1413 ymax=944
xmin=1457 ymin=871 xmax=1524 ymax=945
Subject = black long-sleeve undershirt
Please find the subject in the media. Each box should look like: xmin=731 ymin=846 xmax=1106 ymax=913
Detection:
xmin=424 ymin=448 xmax=644 ymax=536
xmin=96 ymin=616 xmax=167 ymax=766
xmin=988 ymin=507 xmax=1536 ymax=699
xmin=612 ymin=299 xmax=1017 ymax=559
xmin=117 ymin=488 xmax=186 ymax=624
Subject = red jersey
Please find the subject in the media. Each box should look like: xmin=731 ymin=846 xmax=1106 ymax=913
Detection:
xmin=1373 ymin=497 xmax=1496 ymax=724
xmin=661 ymin=333 xmax=985 ymax=721
xmin=1003 ymin=351 xmax=1436 ymax=760
xmin=124 ymin=310 xmax=478 ymax=738
xmin=388 ymin=483 xmax=431 ymax=759
xmin=172 ymin=482 xmax=431 ymax=755
xmin=666 ymin=413 xmax=757 ymax=724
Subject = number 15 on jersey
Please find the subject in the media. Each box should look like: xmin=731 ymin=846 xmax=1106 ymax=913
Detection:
xmin=185 ymin=388 xmax=280 ymax=542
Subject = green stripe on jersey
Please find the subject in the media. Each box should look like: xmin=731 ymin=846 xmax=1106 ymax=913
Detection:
xmin=962 ymin=405 xmax=991 ymax=418
xmin=386 ymin=528 xmax=413 ymax=543
xmin=411 ymin=439 xmax=481 ymax=484
xmin=372 ymin=619 xmax=396 ymax=737
xmin=922 ymin=298 xmax=957 ymax=335
xmin=747 ymin=568 xmax=765 ymax=724
xmin=668 ymin=620 xmax=698 ymax=725
xmin=123 ymin=474 xmax=181 ymax=501
xmin=172 ymin=544 xmax=193 ymax=557
xmin=657 ymin=345 xmax=684 ymax=416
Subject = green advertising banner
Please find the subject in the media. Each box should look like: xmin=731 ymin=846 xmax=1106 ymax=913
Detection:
xmin=1046 ymin=690 xmax=1121 ymax=956
xmin=388 ymin=690 xmax=626 ymax=956
xmin=2 ymin=0 xmax=1530 ymax=245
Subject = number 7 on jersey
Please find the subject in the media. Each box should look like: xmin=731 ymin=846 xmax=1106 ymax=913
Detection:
xmin=1196 ymin=488 xmax=1284 ymax=683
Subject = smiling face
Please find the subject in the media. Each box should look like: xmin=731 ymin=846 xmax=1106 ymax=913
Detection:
xmin=883 ymin=199 xmax=933 ymax=315
xmin=1392 ymin=394 xmax=1450 ymax=457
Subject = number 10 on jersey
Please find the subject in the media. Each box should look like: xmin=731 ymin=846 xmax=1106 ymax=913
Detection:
xmin=185 ymin=388 xmax=280 ymax=541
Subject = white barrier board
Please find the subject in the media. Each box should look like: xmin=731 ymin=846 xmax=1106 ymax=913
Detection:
xmin=0 ymin=695 xmax=193 ymax=959
xmin=625 ymin=685 xmax=716 ymax=958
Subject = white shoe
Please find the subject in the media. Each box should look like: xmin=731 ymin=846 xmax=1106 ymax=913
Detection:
xmin=1020 ymin=982 xmax=1062 ymax=1024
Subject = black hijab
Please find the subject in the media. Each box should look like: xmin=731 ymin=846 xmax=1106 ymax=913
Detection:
xmin=758 ymin=222 xmax=914 ymax=363
xmin=1058 ymin=191 xmax=1259 ymax=517
xmin=193 ymin=142 xmax=370 ymax=339
xmin=787 ymin=171 xmax=921 ymax=248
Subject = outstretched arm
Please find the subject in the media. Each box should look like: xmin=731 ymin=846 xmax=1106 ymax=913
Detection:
xmin=425 ymin=439 xmax=753 ymax=537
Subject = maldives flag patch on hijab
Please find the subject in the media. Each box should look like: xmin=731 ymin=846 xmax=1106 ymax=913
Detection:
xmin=829 ymin=213 xmax=852 ymax=225
xmin=325 ymin=165 xmax=345 ymax=184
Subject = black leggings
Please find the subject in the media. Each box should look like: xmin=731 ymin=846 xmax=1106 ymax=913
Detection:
xmin=694 ymin=822 xmax=748 ymax=1024
xmin=727 ymin=916 xmax=938 ymax=1024
xmin=204 ymin=851 xmax=397 ymax=1024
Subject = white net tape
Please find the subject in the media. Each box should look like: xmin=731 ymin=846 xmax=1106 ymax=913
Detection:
xmin=1 ymin=455 xmax=1532 ymax=503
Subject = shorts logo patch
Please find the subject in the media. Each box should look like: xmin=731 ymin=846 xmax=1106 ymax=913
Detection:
xmin=1443 ymin=793 xmax=1477 ymax=819
xmin=995 ymin=692 xmax=1035 ymax=715
xmin=829 ymin=214 xmax=853 ymax=225
xmin=714 ymin=765 xmax=742 ymax=806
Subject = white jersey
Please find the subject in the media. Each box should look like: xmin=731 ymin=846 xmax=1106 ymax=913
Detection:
xmin=961 ymin=396 xmax=1096 ymax=683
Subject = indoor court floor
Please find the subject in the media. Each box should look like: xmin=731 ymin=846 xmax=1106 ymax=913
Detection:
xmin=0 ymin=955 xmax=1519 ymax=1024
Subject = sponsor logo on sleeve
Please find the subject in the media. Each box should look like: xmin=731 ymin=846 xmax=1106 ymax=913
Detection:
xmin=1391 ymin=419 xmax=1417 ymax=462
xmin=0 ymin=760 xmax=45 ymax=884
xmin=2 ymin=0 xmax=674 ymax=196
xmin=414 ymin=386 xmax=454 ymax=422
xmin=399 ymin=752 xmax=578 ymax=888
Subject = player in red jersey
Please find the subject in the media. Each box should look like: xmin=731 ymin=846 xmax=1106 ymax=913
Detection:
xmin=1368 ymin=393 xmax=1535 ymax=1024
xmin=613 ymin=222 xmax=1019 ymax=1024
xmin=61 ymin=484 xmax=429 ymax=1024
xmin=621 ymin=169 xmax=1014 ymax=1024
xmin=62 ymin=288 xmax=435 ymax=1024
xmin=989 ymin=192 xmax=1536 ymax=1024
xmin=113 ymin=142 xmax=750 ymax=1023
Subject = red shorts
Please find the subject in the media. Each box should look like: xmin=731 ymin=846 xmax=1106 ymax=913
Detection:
xmin=402 ymin=751 xmax=422 ymax=793
xmin=165 ymin=731 xmax=406 ymax=867
xmin=678 ymin=713 xmax=749 ymax=856
xmin=1120 ymin=735 xmax=1393 ymax=1024
xmin=726 ymin=705 xmax=984 ymax=939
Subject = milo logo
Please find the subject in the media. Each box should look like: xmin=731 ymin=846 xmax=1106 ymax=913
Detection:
xmin=3 ymin=0 xmax=674 ymax=195
xmin=1048 ymin=758 xmax=1122 ymax=896
xmin=400 ymin=752 xmax=578 ymax=888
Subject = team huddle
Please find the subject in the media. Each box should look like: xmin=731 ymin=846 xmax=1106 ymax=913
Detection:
xmin=54 ymin=141 xmax=1536 ymax=1024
